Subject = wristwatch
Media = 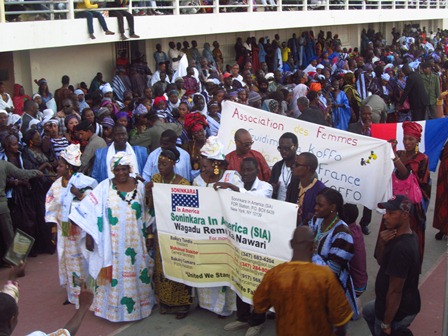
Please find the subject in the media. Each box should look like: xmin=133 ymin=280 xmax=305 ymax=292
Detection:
xmin=381 ymin=321 xmax=391 ymax=329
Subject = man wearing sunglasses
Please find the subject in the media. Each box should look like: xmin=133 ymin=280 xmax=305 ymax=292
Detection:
xmin=225 ymin=128 xmax=271 ymax=182
xmin=286 ymin=152 xmax=326 ymax=225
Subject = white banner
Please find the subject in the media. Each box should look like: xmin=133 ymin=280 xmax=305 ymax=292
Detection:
xmin=217 ymin=101 xmax=394 ymax=209
xmin=154 ymin=184 xmax=297 ymax=304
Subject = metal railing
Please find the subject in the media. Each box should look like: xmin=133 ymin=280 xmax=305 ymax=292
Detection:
xmin=1 ymin=0 xmax=447 ymax=23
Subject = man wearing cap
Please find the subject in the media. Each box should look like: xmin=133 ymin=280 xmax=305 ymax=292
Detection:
xmin=76 ymin=120 xmax=107 ymax=175
xmin=92 ymin=125 xmax=148 ymax=183
xmin=248 ymin=91 xmax=262 ymax=109
xmin=225 ymin=128 xmax=271 ymax=182
xmin=364 ymin=195 xmax=421 ymax=336
xmin=223 ymin=73 xmax=234 ymax=93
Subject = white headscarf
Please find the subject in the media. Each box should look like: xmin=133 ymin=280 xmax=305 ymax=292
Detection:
xmin=200 ymin=136 xmax=225 ymax=161
xmin=60 ymin=144 xmax=82 ymax=167
xmin=110 ymin=151 xmax=134 ymax=173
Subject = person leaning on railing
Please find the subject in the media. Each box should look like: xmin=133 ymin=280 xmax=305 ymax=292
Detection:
xmin=76 ymin=0 xmax=116 ymax=39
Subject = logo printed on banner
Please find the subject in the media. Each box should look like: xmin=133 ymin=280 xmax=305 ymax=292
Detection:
xmin=171 ymin=188 xmax=200 ymax=212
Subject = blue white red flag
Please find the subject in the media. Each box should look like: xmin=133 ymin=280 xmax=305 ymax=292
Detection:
xmin=371 ymin=118 xmax=448 ymax=171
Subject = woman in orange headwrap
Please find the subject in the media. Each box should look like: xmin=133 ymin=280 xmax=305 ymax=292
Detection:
xmin=182 ymin=113 xmax=209 ymax=178
xmin=376 ymin=121 xmax=430 ymax=268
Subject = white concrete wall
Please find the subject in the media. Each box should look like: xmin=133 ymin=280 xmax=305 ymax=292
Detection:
xmin=1 ymin=9 xmax=447 ymax=53
xmin=14 ymin=43 xmax=115 ymax=96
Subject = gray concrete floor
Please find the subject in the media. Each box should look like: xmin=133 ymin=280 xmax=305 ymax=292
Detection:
xmin=116 ymin=171 xmax=446 ymax=336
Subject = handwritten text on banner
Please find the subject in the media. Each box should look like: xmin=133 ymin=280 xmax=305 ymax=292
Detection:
xmin=217 ymin=101 xmax=394 ymax=209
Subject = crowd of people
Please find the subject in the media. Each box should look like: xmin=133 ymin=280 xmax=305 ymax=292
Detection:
xmin=0 ymin=23 xmax=448 ymax=336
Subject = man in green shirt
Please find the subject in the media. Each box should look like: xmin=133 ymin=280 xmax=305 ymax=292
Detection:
xmin=0 ymin=161 xmax=42 ymax=257
xmin=421 ymin=61 xmax=440 ymax=119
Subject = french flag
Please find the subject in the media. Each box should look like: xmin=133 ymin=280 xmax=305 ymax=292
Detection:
xmin=371 ymin=118 xmax=448 ymax=172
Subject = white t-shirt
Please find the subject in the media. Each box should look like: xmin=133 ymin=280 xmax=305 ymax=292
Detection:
xmin=277 ymin=163 xmax=292 ymax=201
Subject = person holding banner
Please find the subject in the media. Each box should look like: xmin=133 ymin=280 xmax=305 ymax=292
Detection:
xmin=270 ymin=132 xmax=298 ymax=201
xmin=225 ymin=129 xmax=271 ymax=182
xmin=146 ymin=147 xmax=193 ymax=319
xmin=287 ymin=152 xmax=326 ymax=225
xmin=216 ymin=157 xmax=272 ymax=336
xmin=69 ymin=152 xmax=155 ymax=322
xmin=378 ymin=121 xmax=430 ymax=267
xmin=308 ymin=187 xmax=359 ymax=320
xmin=193 ymin=136 xmax=243 ymax=317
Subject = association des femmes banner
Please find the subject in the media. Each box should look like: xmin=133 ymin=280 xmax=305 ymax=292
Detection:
xmin=218 ymin=101 xmax=395 ymax=209
xmin=153 ymin=183 xmax=297 ymax=304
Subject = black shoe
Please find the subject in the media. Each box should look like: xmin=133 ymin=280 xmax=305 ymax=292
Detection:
xmin=361 ymin=225 xmax=370 ymax=235
xmin=435 ymin=231 xmax=444 ymax=240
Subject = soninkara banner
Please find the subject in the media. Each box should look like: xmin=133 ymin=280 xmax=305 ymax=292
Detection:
xmin=153 ymin=183 xmax=297 ymax=304
xmin=218 ymin=101 xmax=395 ymax=209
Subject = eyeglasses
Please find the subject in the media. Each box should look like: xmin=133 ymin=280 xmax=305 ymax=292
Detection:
xmin=277 ymin=145 xmax=295 ymax=152
xmin=238 ymin=140 xmax=254 ymax=147
xmin=292 ymin=162 xmax=308 ymax=168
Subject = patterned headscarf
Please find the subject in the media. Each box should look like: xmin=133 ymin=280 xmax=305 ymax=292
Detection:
xmin=60 ymin=144 xmax=82 ymax=167
xmin=133 ymin=104 xmax=148 ymax=117
xmin=110 ymin=151 xmax=134 ymax=172
xmin=184 ymin=112 xmax=209 ymax=134
xmin=200 ymin=136 xmax=225 ymax=161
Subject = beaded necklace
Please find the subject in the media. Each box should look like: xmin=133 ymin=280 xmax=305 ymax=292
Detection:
xmin=113 ymin=178 xmax=138 ymax=205
xmin=162 ymin=173 xmax=177 ymax=184
xmin=314 ymin=215 xmax=339 ymax=253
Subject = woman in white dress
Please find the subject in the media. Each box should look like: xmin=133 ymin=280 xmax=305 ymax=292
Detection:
xmin=193 ymin=136 xmax=243 ymax=317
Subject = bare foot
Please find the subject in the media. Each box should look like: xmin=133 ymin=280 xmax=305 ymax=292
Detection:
xmin=130 ymin=34 xmax=140 ymax=38
xmin=89 ymin=33 xmax=96 ymax=39
xmin=105 ymin=30 xmax=115 ymax=35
